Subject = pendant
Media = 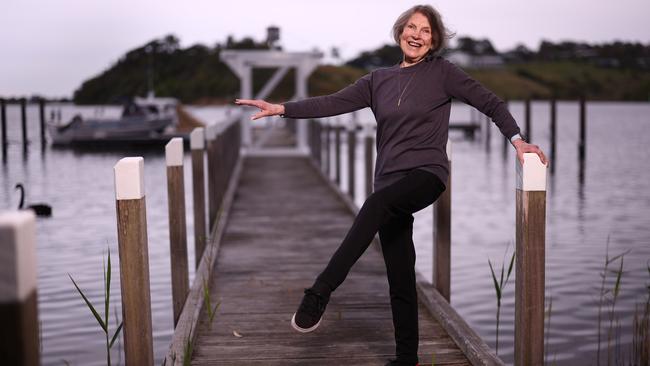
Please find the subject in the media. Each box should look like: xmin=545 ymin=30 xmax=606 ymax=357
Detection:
xmin=398 ymin=98 xmax=401 ymax=107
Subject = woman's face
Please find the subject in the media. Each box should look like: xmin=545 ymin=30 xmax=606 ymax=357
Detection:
xmin=399 ymin=12 xmax=434 ymax=64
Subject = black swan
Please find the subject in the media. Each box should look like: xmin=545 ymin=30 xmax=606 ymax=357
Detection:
xmin=15 ymin=183 xmax=52 ymax=217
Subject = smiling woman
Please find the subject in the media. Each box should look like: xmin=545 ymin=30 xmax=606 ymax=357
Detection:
xmin=235 ymin=4 xmax=547 ymax=366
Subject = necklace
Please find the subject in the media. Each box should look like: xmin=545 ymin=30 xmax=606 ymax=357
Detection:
xmin=397 ymin=66 xmax=417 ymax=107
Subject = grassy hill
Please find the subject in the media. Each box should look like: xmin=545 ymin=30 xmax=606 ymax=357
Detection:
xmin=72 ymin=36 xmax=650 ymax=104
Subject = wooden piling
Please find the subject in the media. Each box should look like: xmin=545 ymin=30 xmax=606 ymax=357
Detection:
xmin=579 ymin=97 xmax=586 ymax=161
xmin=335 ymin=124 xmax=341 ymax=185
xmin=38 ymin=100 xmax=46 ymax=147
xmin=113 ymin=157 xmax=154 ymax=366
xmin=315 ymin=121 xmax=322 ymax=166
xmin=503 ymin=99 xmax=509 ymax=156
xmin=525 ymin=98 xmax=531 ymax=142
xmin=0 ymin=211 xmax=39 ymax=366
xmin=314 ymin=121 xmax=320 ymax=162
xmin=550 ymin=99 xmax=556 ymax=174
xmin=21 ymin=98 xmax=28 ymax=148
xmin=347 ymin=123 xmax=356 ymax=201
xmin=364 ymin=126 xmax=374 ymax=197
xmin=206 ymin=124 xmax=219 ymax=228
xmin=1 ymin=99 xmax=7 ymax=149
xmin=166 ymin=138 xmax=190 ymax=327
xmin=515 ymin=153 xmax=547 ymax=366
xmin=324 ymin=123 xmax=331 ymax=177
xmin=191 ymin=128 xmax=206 ymax=269
xmin=433 ymin=140 xmax=452 ymax=302
xmin=485 ymin=114 xmax=491 ymax=150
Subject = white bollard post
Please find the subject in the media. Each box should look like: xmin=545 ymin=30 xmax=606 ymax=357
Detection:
xmin=190 ymin=128 xmax=207 ymax=268
xmin=114 ymin=157 xmax=154 ymax=366
xmin=166 ymin=138 xmax=190 ymax=327
xmin=0 ymin=210 xmax=39 ymax=366
xmin=514 ymin=152 xmax=547 ymax=366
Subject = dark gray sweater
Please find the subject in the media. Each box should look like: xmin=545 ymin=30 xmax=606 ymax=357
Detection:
xmin=283 ymin=56 xmax=520 ymax=191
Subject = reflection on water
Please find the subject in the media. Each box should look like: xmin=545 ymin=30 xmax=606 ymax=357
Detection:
xmin=1 ymin=102 xmax=649 ymax=365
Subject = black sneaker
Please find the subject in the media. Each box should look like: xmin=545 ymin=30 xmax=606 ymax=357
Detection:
xmin=291 ymin=288 xmax=329 ymax=333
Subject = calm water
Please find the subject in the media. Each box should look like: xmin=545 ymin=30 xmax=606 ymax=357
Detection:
xmin=1 ymin=102 xmax=649 ymax=365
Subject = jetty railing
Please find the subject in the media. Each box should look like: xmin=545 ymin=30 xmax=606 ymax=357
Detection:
xmin=109 ymin=116 xmax=241 ymax=365
xmin=307 ymin=117 xmax=548 ymax=366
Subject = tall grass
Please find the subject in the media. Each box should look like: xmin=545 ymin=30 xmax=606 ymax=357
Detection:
xmin=629 ymin=261 xmax=650 ymax=365
xmin=596 ymin=237 xmax=630 ymax=366
xmin=68 ymin=249 xmax=123 ymax=366
xmin=488 ymin=245 xmax=515 ymax=354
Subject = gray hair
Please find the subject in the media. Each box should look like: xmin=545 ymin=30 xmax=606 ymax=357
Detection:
xmin=392 ymin=5 xmax=453 ymax=55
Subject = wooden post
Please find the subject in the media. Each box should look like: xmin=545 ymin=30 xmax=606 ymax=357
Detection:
xmin=113 ymin=157 xmax=154 ymax=366
xmin=335 ymin=124 xmax=341 ymax=185
xmin=206 ymin=124 xmax=218 ymax=229
xmin=347 ymin=123 xmax=356 ymax=201
xmin=550 ymin=99 xmax=556 ymax=174
xmin=38 ymin=99 xmax=46 ymax=147
xmin=515 ymin=153 xmax=547 ymax=366
xmin=524 ymin=98 xmax=531 ymax=143
xmin=312 ymin=120 xmax=323 ymax=169
xmin=364 ymin=125 xmax=374 ymax=198
xmin=578 ymin=97 xmax=586 ymax=162
xmin=1 ymin=99 xmax=8 ymax=149
xmin=503 ymin=99 xmax=510 ymax=157
xmin=484 ymin=114 xmax=491 ymax=151
xmin=191 ymin=128 xmax=207 ymax=269
xmin=433 ymin=140 xmax=452 ymax=302
xmin=166 ymin=138 xmax=190 ymax=327
xmin=324 ymin=123 xmax=331 ymax=177
xmin=0 ymin=211 xmax=39 ymax=366
xmin=21 ymin=98 xmax=28 ymax=148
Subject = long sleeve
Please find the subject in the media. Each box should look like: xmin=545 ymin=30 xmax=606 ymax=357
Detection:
xmin=442 ymin=59 xmax=520 ymax=140
xmin=283 ymin=73 xmax=372 ymax=119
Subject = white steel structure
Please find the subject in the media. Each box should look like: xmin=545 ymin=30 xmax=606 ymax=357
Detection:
xmin=220 ymin=50 xmax=322 ymax=155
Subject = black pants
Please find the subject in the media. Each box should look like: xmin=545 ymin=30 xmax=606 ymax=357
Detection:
xmin=312 ymin=169 xmax=446 ymax=363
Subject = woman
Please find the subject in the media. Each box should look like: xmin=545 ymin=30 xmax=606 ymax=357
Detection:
xmin=236 ymin=5 xmax=547 ymax=366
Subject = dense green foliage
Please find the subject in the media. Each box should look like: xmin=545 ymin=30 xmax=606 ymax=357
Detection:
xmin=73 ymin=35 xmax=650 ymax=104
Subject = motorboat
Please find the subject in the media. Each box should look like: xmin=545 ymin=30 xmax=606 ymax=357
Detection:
xmin=48 ymin=96 xmax=178 ymax=146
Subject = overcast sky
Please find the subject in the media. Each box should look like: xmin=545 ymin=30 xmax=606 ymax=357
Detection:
xmin=1 ymin=0 xmax=648 ymax=97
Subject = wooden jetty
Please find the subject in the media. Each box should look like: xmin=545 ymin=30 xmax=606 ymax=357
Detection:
xmin=92 ymin=108 xmax=551 ymax=366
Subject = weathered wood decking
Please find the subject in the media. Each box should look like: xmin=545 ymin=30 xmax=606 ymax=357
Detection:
xmin=190 ymin=155 xmax=471 ymax=365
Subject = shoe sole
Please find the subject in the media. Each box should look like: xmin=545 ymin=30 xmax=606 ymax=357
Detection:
xmin=291 ymin=313 xmax=322 ymax=333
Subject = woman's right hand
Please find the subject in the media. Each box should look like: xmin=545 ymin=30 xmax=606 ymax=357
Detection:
xmin=234 ymin=99 xmax=285 ymax=120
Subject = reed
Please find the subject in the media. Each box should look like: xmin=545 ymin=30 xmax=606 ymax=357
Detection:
xmin=202 ymin=276 xmax=221 ymax=330
xmin=629 ymin=261 xmax=650 ymax=365
xmin=606 ymin=253 xmax=624 ymax=366
xmin=487 ymin=246 xmax=515 ymax=354
xmin=68 ymin=249 xmax=123 ymax=366
xmin=183 ymin=323 xmax=194 ymax=366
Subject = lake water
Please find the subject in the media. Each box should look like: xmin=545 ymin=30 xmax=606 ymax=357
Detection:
xmin=1 ymin=101 xmax=649 ymax=365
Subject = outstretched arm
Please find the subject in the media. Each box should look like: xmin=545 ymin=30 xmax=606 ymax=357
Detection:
xmin=235 ymin=73 xmax=373 ymax=120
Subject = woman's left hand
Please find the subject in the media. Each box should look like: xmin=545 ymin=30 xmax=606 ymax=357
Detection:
xmin=512 ymin=139 xmax=549 ymax=166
